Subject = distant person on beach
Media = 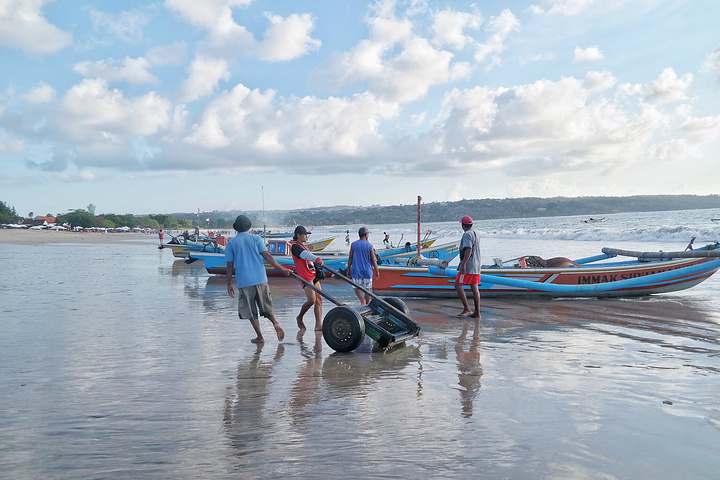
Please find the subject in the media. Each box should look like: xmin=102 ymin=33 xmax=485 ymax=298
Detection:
xmin=383 ymin=232 xmax=390 ymax=246
xmin=158 ymin=229 xmax=164 ymax=246
xmin=291 ymin=225 xmax=325 ymax=332
xmin=455 ymin=215 xmax=481 ymax=318
xmin=345 ymin=230 xmax=350 ymax=246
xmin=225 ymin=215 xmax=291 ymax=344
xmin=347 ymin=227 xmax=380 ymax=305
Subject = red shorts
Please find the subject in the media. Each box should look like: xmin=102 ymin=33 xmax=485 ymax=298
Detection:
xmin=456 ymin=272 xmax=480 ymax=285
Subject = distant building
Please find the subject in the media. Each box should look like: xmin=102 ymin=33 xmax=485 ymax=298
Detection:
xmin=22 ymin=219 xmax=48 ymax=227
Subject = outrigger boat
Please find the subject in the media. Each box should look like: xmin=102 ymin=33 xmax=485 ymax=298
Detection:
xmin=188 ymin=238 xmax=460 ymax=276
xmin=372 ymin=243 xmax=720 ymax=298
xmin=162 ymin=233 xmax=226 ymax=258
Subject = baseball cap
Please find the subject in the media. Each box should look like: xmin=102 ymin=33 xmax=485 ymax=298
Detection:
xmin=233 ymin=215 xmax=252 ymax=232
xmin=294 ymin=225 xmax=309 ymax=236
xmin=358 ymin=227 xmax=370 ymax=236
xmin=460 ymin=215 xmax=473 ymax=225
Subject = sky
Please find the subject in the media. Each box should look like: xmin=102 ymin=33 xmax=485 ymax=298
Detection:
xmin=1 ymin=0 xmax=719 ymax=217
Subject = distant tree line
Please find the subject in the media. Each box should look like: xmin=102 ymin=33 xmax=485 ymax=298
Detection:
xmin=0 ymin=201 xmax=228 ymax=229
xmin=0 ymin=201 xmax=19 ymax=224
xmin=262 ymin=194 xmax=720 ymax=226
xmin=5 ymin=194 xmax=720 ymax=229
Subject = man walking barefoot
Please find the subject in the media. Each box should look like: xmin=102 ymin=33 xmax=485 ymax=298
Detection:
xmin=347 ymin=227 xmax=380 ymax=305
xmin=225 ymin=215 xmax=291 ymax=343
xmin=454 ymin=215 xmax=481 ymax=318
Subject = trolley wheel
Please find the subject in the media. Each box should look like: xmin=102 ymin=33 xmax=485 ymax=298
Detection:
xmin=323 ymin=306 xmax=365 ymax=352
xmin=370 ymin=296 xmax=410 ymax=316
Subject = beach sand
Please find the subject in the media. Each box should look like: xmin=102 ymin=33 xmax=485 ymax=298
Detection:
xmin=1 ymin=230 xmax=719 ymax=478
xmin=0 ymin=228 xmax=156 ymax=245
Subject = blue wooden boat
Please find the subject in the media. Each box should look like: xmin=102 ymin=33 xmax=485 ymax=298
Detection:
xmin=373 ymin=243 xmax=720 ymax=298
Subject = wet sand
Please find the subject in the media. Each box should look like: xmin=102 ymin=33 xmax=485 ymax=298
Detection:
xmin=1 ymin=237 xmax=719 ymax=479
xmin=0 ymin=228 xmax=155 ymax=245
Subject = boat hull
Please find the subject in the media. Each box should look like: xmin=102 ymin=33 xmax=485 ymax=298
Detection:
xmin=373 ymin=257 xmax=720 ymax=298
xmin=189 ymin=239 xmax=461 ymax=276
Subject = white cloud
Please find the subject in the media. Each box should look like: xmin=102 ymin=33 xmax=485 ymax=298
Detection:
xmin=583 ymin=70 xmax=616 ymax=93
xmin=22 ymin=83 xmax=56 ymax=104
xmin=73 ymin=57 xmax=157 ymax=85
xmin=529 ymin=0 xmax=597 ymax=16
xmin=431 ymin=9 xmax=482 ymax=50
xmin=474 ymin=9 xmax=520 ymax=64
xmin=146 ymin=42 xmax=187 ymax=66
xmin=406 ymin=72 xmax=705 ymax=178
xmin=178 ymin=57 xmax=230 ymax=102
xmin=164 ymin=0 xmax=319 ymax=62
xmin=0 ymin=0 xmax=72 ymax=54
xmin=573 ymin=46 xmax=604 ymax=63
xmin=370 ymin=37 xmax=469 ymax=103
xmin=87 ymin=7 xmax=149 ymax=42
xmin=184 ymin=84 xmax=276 ymax=149
xmin=0 ymin=129 xmax=25 ymax=153
xmin=446 ymin=182 xmax=467 ymax=201
xmin=700 ymin=46 xmax=720 ymax=82
xmin=643 ymin=68 xmax=692 ymax=104
xmin=318 ymin=3 xmax=470 ymax=103
xmin=164 ymin=0 xmax=252 ymax=31
xmin=59 ymin=78 xmax=171 ymax=139
xmin=255 ymin=13 xmax=321 ymax=62
xmin=184 ymin=84 xmax=398 ymax=162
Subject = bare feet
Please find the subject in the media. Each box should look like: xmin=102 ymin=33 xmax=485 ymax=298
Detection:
xmin=469 ymin=312 xmax=481 ymax=319
xmin=314 ymin=323 xmax=322 ymax=332
xmin=251 ymin=337 xmax=264 ymax=344
xmin=457 ymin=310 xmax=472 ymax=317
xmin=274 ymin=323 xmax=285 ymax=341
xmin=296 ymin=315 xmax=306 ymax=331
xmin=273 ymin=323 xmax=285 ymax=342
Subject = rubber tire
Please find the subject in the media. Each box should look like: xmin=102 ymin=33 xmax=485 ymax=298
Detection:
xmin=370 ymin=296 xmax=410 ymax=316
xmin=323 ymin=306 xmax=365 ymax=352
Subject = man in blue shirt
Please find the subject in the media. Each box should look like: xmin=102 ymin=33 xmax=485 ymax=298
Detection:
xmin=347 ymin=226 xmax=379 ymax=305
xmin=225 ymin=215 xmax=291 ymax=343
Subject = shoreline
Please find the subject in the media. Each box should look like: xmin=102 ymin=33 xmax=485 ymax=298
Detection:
xmin=0 ymin=229 xmax=156 ymax=245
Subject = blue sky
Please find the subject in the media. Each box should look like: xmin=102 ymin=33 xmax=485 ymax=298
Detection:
xmin=1 ymin=0 xmax=719 ymax=216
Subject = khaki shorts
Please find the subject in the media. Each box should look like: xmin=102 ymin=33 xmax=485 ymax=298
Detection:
xmin=353 ymin=278 xmax=373 ymax=290
xmin=237 ymin=283 xmax=274 ymax=319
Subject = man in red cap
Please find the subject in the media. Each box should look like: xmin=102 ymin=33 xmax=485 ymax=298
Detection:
xmin=455 ymin=215 xmax=481 ymax=318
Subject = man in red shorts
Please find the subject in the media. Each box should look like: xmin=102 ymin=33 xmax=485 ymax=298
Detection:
xmin=455 ymin=215 xmax=481 ymax=318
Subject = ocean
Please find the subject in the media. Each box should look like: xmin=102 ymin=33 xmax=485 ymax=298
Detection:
xmin=1 ymin=208 xmax=719 ymax=479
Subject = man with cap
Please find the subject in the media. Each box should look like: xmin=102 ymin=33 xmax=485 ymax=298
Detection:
xmin=225 ymin=214 xmax=291 ymax=344
xmin=455 ymin=215 xmax=481 ymax=318
xmin=347 ymin=227 xmax=380 ymax=305
xmin=290 ymin=225 xmax=325 ymax=331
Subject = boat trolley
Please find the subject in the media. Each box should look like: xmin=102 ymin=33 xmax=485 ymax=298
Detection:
xmin=292 ymin=265 xmax=421 ymax=352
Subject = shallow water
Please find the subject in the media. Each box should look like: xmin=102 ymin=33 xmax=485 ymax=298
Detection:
xmin=1 ymin=214 xmax=720 ymax=479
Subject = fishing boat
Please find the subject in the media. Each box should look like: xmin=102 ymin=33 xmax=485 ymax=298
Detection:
xmin=189 ymin=238 xmax=460 ymax=276
xmin=372 ymin=243 xmax=720 ymax=298
xmin=162 ymin=234 xmax=225 ymax=258
xmin=583 ymin=217 xmax=606 ymax=223
xmin=187 ymin=237 xmax=344 ymax=275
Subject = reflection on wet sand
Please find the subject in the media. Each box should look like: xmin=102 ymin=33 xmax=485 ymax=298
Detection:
xmin=224 ymin=344 xmax=284 ymax=459
xmin=289 ymin=330 xmax=324 ymax=424
xmin=456 ymin=319 xmax=482 ymax=418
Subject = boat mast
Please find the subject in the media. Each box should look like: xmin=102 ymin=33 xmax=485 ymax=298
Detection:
xmin=417 ymin=195 xmax=421 ymax=256
xmin=262 ymin=186 xmax=267 ymax=242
